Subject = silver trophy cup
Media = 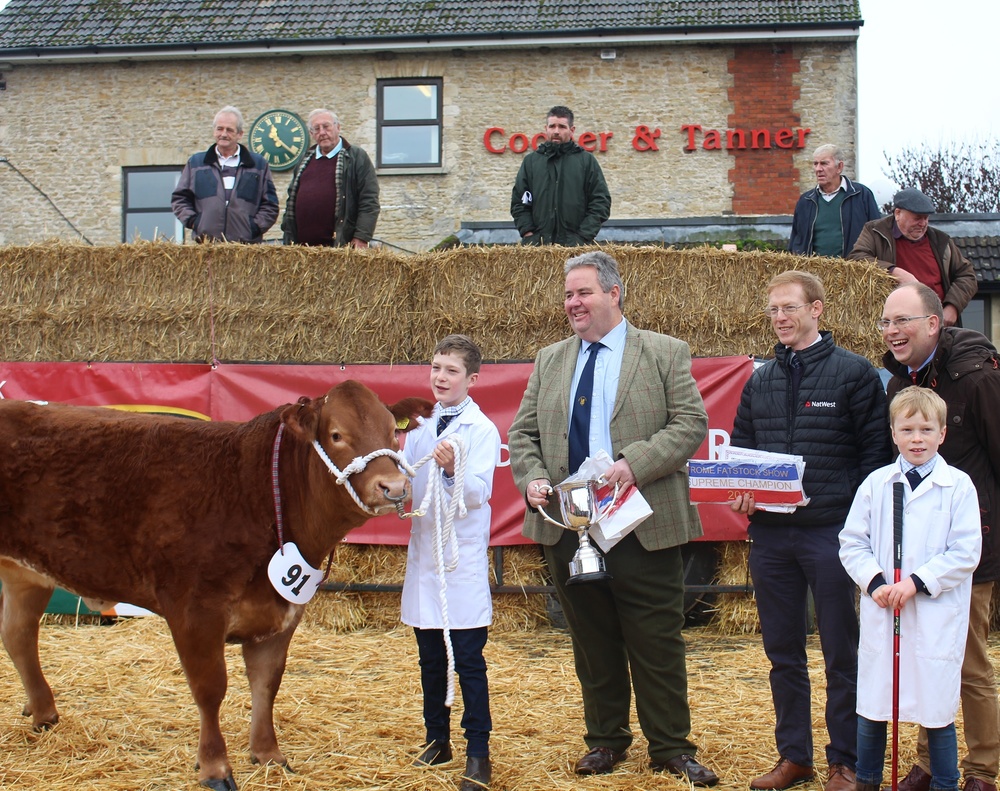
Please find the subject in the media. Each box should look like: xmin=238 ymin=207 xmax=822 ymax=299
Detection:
xmin=536 ymin=478 xmax=618 ymax=585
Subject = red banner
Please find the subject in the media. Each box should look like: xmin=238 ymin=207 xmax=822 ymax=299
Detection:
xmin=0 ymin=357 xmax=752 ymax=545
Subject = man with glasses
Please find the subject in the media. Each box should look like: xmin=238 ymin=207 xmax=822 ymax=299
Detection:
xmin=731 ymin=270 xmax=891 ymax=791
xmin=281 ymin=108 xmax=380 ymax=248
xmin=881 ymin=282 xmax=1000 ymax=791
xmin=850 ymin=188 xmax=977 ymax=326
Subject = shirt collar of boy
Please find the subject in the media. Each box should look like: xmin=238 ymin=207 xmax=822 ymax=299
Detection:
xmin=899 ymin=454 xmax=938 ymax=480
xmin=437 ymin=395 xmax=472 ymax=420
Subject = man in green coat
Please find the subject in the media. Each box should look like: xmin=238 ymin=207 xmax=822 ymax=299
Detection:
xmin=281 ymin=108 xmax=380 ymax=248
xmin=510 ymin=106 xmax=611 ymax=245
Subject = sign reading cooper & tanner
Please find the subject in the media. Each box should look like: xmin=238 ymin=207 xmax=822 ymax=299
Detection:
xmin=483 ymin=124 xmax=811 ymax=154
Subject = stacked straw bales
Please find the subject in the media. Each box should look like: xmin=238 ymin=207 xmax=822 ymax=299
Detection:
xmin=0 ymin=242 xmax=896 ymax=632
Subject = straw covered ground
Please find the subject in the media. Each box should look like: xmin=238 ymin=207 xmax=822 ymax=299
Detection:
xmin=1 ymin=610 xmax=970 ymax=791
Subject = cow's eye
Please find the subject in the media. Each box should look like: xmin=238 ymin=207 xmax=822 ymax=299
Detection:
xmin=330 ymin=431 xmax=342 ymax=443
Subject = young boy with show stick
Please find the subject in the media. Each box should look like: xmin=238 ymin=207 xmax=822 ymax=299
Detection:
xmin=839 ymin=387 xmax=981 ymax=791
xmin=401 ymin=334 xmax=500 ymax=791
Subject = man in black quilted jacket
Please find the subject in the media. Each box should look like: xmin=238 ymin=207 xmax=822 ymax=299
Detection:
xmin=730 ymin=270 xmax=891 ymax=791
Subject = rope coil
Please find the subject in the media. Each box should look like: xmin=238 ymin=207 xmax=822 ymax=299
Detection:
xmin=406 ymin=434 xmax=468 ymax=708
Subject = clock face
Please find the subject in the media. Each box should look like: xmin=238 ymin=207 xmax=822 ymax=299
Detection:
xmin=248 ymin=110 xmax=307 ymax=171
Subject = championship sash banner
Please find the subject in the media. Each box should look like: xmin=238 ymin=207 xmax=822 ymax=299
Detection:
xmin=0 ymin=356 xmax=753 ymax=545
xmin=688 ymin=460 xmax=807 ymax=506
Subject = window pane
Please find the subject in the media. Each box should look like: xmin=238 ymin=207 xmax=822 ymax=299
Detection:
xmin=125 ymin=212 xmax=183 ymax=242
xmin=963 ymin=298 xmax=985 ymax=337
xmin=127 ymin=170 xmax=181 ymax=209
xmin=383 ymin=84 xmax=438 ymax=121
xmin=380 ymin=126 xmax=440 ymax=166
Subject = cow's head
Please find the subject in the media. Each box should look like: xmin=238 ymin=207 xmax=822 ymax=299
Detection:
xmin=281 ymin=381 xmax=432 ymax=515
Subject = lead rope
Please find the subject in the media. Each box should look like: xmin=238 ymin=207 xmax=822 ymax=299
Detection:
xmin=407 ymin=434 xmax=468 ymax=707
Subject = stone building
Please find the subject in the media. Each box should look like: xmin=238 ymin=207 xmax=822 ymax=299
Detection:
xmin=0 ymin=0 xmax=864 ymax=252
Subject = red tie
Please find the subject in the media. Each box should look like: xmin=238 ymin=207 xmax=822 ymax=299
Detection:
xmin=911 ymin=370 xmax=919 ymax=385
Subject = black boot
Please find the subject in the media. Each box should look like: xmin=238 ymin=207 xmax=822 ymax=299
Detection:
xmin=459 ymin=755 xmax=492 ymax=790
xmin=413 ymin=740 xmax=452 ymax=766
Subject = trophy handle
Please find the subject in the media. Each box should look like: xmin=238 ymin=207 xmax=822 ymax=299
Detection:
xmin=533 ymin=485 xmax=569 ymax=527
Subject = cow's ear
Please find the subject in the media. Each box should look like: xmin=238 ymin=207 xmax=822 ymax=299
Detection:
xmin=281 ymin=397 xmax=320 ymax=440
xmin=389 ymin=397 xmax=434 ymax=434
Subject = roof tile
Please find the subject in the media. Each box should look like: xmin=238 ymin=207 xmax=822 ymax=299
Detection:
xmin=0 ymin=0 xmax=863 ymax=51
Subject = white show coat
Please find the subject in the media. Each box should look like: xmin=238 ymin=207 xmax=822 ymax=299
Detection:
xmin=400 ymin=400 xmax=501 ymax=629
xmin=839 ymin=457 xmax=981 ymax=727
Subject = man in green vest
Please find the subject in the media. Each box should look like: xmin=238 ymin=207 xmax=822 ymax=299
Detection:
xmin=789 ymin=144 xmax=881 ymax=257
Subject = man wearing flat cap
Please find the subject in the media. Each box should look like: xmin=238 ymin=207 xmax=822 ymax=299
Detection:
xmin=849 ymin=188 xmax=977 ymax=326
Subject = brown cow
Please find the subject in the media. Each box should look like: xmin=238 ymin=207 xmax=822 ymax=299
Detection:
xmin=0 ymin=381 xmax=432 ymax=790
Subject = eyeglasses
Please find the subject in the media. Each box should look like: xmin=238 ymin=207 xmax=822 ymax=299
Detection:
xmin=310 ymin=123 xmax=338 ymax=132
xmin=876 ymin=315 xmax=932 ymax=331
xmin=764 ymin=304 xmax=810 ymax=317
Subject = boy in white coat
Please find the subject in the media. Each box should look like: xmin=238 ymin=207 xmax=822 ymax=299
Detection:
xmin=840 ymin=387 xmax=981 ymax=791
xmin=402 ymin=334 xmax=501 ymax=791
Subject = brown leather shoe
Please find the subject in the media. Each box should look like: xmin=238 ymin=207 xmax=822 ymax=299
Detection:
xmin=964 ymin=779 xmax=998 ymax=791
xmin=750 ymin=758 xmax=815 ymax=790
xmin=460 ymin=755 xmax=492 ymax=790
xmin=413 ymin=740 xmax=452 ymax=766
xmin=574 ymin=746 xmax=626 ymax=775
xmin=899 ymin=766 xmax=931 ymax=791
xmin=651 ymin=754 xmax=720 ymax=787
xmin=826 ymin=764 xmax=856 ymax=791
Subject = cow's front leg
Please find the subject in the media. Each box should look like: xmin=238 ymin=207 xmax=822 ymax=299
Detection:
xmin=168 ymin=616 xmax=237 ymax=791
xmin=0 ymin=568 xmax=59 ymax=729
xmin=242 ymin=626 xmax=296 ymax=770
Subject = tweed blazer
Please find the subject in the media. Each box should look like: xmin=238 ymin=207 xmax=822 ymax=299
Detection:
xmin=509 ymin=324 xmax=708 ymax=551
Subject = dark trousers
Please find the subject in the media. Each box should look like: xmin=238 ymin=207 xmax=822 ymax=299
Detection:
xmin=414 ymin=626 xmax=492 ymax=757
xmin=545 ymin=530 xmax=696 ymax=762
xmin=748 ymin=524 xmax=859 ymax=769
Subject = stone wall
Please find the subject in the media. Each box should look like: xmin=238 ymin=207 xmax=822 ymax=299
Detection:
xmin=0 ymin=39 xmax=858 ymax=250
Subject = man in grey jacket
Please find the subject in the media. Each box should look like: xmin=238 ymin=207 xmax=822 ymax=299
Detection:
xmin=171 ymin=106 xmax=278 ymax=243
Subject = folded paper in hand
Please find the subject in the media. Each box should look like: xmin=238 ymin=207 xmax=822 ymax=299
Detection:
xmin=565 ymin=450 xmax=653 ymax=552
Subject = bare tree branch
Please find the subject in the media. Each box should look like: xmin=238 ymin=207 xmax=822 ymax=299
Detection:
xmin=882 ymin=140 xmax=1000 ymax=213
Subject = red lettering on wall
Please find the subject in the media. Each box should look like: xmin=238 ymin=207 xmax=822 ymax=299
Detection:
xmin=774 ymin=128 xmax=795 ymax=148
xmin=680 ymin=125 xmax=810 ymax=152
xmin=682 ymin=124 xmax=702 ymax=151
xmin=484 ymin=127 xmax=506 ymax=154
xmin=578 ymin=131 xmax=597 ymax=152
xmin=482 ymin=127 xmax=612 ymax=153
xmin=509 ymin=133 xmax=530 ymax=154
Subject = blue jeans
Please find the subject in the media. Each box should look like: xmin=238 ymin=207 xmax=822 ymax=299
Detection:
xmin=856 ymin=716 xmax=959 ymax=791
xmin=414 ymin=626 xmax=492 ymax=757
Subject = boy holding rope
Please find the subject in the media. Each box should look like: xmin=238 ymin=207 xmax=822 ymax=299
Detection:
xmin=401 ymin=334 xmax=501 ymax=791
xmin=839 ymin=388 xmax=981 ymax=791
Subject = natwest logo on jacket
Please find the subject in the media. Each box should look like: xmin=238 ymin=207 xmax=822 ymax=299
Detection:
xmin=805 ymin=400 xmax=837 ymax=408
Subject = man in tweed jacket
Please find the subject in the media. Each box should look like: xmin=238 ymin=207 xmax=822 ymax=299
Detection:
xmin=509 ymin=251 xmax=717 ymax=785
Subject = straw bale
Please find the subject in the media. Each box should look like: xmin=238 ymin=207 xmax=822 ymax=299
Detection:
xmin=0 ymin=616 xmax=972 ymax=790
xmin=304 ymin=544 xmax=550 ymax=633
xmin=710 ymin=542 xmax=760 ymax=636
xmin=0 ymin=242 xmax=894 ymax=364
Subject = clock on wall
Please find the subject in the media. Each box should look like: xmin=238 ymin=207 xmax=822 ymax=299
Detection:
xmin=248 ymin=109 xmax=308 ymax=171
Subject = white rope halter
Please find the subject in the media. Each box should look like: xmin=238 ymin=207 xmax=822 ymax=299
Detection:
xmin=310 ymin=441 xmax=412 ymax=515
xmin=406 ymin=433 xmax=468 ymax=708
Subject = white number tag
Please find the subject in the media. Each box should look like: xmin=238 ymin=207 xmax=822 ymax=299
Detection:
xmin=267 ymin=542 xmax=323 ymax=604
